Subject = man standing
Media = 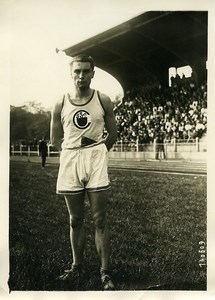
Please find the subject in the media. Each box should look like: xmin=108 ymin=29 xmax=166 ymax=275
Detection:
xmin=155 ymin=126 xmax=166 ymax=160
xmin=50 ymin=54 xmax=117 ymax=290
xmin=39 ymin=137 xmax=48 ymax=168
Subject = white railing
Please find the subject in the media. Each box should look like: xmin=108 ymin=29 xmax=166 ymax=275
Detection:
xmin=10 ymin=145 xmax=59 ymax=157
xmin=112 ymin=137 xmax=206 ymax=153
xmin=10 ymin=137 xmax=206 ymax=158
xmin=109 ymin=138 xmax=206 ymax=161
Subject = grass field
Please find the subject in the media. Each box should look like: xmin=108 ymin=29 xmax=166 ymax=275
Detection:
xmin=9 ymin=160 xmax=207 ymax=291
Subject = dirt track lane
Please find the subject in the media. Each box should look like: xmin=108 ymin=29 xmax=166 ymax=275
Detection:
xmin=10 ymin=156 xmax=206 ymax=176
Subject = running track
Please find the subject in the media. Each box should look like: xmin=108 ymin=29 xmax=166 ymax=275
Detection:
xmin=10 ymin=156 xmax=207 ymax=176
xmin=108 ymin=159 xmax=206 ymax=176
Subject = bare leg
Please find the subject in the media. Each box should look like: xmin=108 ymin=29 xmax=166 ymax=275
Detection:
xmin=88 ymin=190 xmax=110 ymax=270
xmin=65 ymin=192 xmax=86 ymax=266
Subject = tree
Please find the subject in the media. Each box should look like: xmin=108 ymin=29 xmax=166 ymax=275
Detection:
xmin=10 ymin=102 xmax=51 ymax=145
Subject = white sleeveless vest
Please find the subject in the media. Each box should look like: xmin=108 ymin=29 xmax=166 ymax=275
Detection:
xmin=61 ymin=90 xmax=105 ymax=149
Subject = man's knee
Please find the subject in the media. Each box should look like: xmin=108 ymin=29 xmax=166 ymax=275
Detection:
xmin=93 ymin=213 xmax=106 ymax=230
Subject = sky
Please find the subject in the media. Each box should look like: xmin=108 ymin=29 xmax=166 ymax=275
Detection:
xmin=0 ymin=0 xmax=148 ymax=109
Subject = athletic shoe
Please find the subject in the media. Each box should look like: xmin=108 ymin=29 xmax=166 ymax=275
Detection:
xmin=100 ymin=270 xmax=115 ymax=291
xmin=57 ymin=264 xmax=83 ymax=285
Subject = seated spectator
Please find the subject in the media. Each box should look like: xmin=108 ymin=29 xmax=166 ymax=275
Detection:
xmin=114 ymin=79 xmax=207 ymax=145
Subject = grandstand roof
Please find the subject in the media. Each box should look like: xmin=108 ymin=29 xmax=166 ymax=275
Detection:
xmin=61 ymin=11 xmax=207 ymax=90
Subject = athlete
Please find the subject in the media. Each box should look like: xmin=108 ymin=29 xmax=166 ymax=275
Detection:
xmin=50 ymin=54 xmax=117 ymax=290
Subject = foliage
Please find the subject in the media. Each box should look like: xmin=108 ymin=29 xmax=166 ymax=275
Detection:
xmin=10 ymin=102 xmax=51 ymax=144
xmin=22 ymin=101 xmax=50 ymax=114
xmin=9 ymin=160 xmax=207 ymax=291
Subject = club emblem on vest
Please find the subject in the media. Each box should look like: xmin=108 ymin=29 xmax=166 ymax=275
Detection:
xmin=73 ymin=110 xmax=91 ymax=129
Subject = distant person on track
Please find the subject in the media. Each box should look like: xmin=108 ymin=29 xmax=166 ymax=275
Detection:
xmin=39 ymin=137 xmax=48 ymax=168
xmin=155 ymin=126 xmax=166 ymax=160
xmin=50 ymin=54 xmax=117 ymax=290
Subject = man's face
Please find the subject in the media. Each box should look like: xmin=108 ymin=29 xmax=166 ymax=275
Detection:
xmin=70 ymin=61 xmax=94 ymax=90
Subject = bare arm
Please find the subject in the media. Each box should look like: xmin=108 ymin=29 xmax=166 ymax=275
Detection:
xmin=50 ymin=97 xmax=64 ymax=151
xmin=100 ymin=93 xmax=118 ymax=151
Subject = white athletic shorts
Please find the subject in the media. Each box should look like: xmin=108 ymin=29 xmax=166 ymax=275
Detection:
xmin=56 ymin=143 xmax=110 ymax=195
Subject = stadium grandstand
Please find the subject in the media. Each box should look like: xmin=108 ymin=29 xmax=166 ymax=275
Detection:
xmin=57 ymin=11 xmax=207 ymax=160
xmin=61 ymin=11 xmax=207 ymax=90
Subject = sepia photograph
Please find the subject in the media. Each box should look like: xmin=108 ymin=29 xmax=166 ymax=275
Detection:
xmin=1 ymin=1 xmax=215 ymax=300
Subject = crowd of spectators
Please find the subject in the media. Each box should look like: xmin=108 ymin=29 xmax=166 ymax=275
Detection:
xmin=115 ymin=75 xmax=207 ymax=145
